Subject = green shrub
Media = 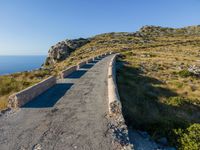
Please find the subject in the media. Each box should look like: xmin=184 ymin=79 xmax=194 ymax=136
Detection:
xmin=178 ymin=70 xmax=194 ymax=78
xmin=33 ymin=70 xmax=50 ymax=78
xmin=166 ymin=97 xmax=186 ymax=106
xmin=174 ymin=123 xmax=200 ymax=150
xmin=174 ymin=82 xmax=184 ymax=88
xmin=0 ymin=77 xmax=16 ymax=95
xmin=166 ymin=96 xmax=199 ymax=108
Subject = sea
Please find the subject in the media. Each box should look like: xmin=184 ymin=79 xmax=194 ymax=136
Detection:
xmin=0 ymin=55 xmax=46 ymax=75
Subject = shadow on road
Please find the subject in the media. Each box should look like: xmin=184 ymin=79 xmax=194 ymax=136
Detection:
xmin=95 ymin=57 xmax=103 ymax=61
xmin=23 ymin=83 xmax=73 ymax=108
xmin=66 ymin=70 xmax=87 ymax=78
xmin=81 ymin=63 xmax=95 ymax=69
xmin=66 ymin=60 xmax=100 ymax=78
xmin=90 ymin=60 xmax=98 ymax=63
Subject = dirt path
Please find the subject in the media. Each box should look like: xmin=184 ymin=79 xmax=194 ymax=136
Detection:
xmin=0 ymin=55 xmax=114 ymax=150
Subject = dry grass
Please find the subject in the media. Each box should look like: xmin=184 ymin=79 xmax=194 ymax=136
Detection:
xmin=117 ymin=34 xmax=200 ymax=148
xmin=0 ymin=70 xmax=51 ymax=110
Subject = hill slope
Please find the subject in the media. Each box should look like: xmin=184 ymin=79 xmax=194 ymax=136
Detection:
xmin=0 ymin=25 xmax=200 ymax=149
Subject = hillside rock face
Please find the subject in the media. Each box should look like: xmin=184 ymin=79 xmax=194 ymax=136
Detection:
xmin=136 ymin=25 xmax=200 ymax=37
xmin=45 ymin=38 xmax=90 ymax=65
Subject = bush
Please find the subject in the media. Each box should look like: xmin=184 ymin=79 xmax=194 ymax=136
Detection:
xmin=0 ymin=77 xmax=16 ymax=95
xmin=166 ymin=97 xmax=186 ymax=106
xmin=178 ymin=70 xmax=194 ymax=78
xmin=174 ymin=123 xmax=200 ymax=150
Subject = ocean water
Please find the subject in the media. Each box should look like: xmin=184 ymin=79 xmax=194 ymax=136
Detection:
xmin=0 ymin=55 xmax=46 ymax=75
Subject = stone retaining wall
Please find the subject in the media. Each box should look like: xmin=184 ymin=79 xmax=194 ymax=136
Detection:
xmin=60 ymin=66 xmax=77 ymax=79
xmin=8 ymin=76 xmax=56 ymax=108
xmin=86 ymin=58 xmax=93 ymax=63
xmin=107 ymin=54 xmax=121 ymax=114
xmin=95 ymin=56 xmax=100 ymax=59
xmin=77 ymin=61 xmax=87 ymax=69
xmin=107 ymin=54 xmax=133 ymax=149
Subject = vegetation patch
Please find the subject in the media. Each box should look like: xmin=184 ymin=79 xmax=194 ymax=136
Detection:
xmin=177 ymin=69 xmax=195 ymax=78
xmin=174 ymin=124 xmax=200 ymax=150
xmin=116 ymin=27 xmax=200 ymax=149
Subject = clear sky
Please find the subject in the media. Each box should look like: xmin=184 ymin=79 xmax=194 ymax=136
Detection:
xmin=0 ymin=0 xmax=199 ymax=55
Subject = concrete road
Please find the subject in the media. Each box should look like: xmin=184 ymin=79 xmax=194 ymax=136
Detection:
xmin=0 ymin=55 xmax=114 ymax=150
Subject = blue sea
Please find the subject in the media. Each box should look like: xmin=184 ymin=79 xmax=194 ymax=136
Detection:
xmin=0 ymin=55 xmax=46 ymax=75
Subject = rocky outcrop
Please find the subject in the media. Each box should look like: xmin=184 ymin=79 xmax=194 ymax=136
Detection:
xmin=45 ymin=38 xmax=90 ymax=65
xmin=44 ymin=25 xmax=200 ymax=66
xmin=188 ymin=65 xmax=200 ymax=76
xmin=135 ymin=25 xmax=200 ymax=37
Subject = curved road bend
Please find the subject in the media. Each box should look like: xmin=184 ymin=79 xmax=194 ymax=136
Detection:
xmin=0 ymin=55 xmax=115 ymax=150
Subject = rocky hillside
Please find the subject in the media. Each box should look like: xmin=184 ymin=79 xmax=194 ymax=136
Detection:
xmin=45 ymin=38 xmax=90 ymax=66
xmin=44 ymin=25 xmax=200 ymax=149
xmin=44 ymin=25 xmax=200 ymax=68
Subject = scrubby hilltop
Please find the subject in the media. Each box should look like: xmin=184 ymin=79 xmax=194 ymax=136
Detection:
xmin=44 ymin=25 xmax=200 ymax=69
xmin=138 ymin=25 xmax=200 ymax=36
xmin=1 ymin=25 xmax=200 ymax=149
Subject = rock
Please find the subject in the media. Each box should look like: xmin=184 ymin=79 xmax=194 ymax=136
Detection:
xmin=45 ymin=38 xmax=90 ymax=65
xmin=138 ymin=25 xmax=200 ymax=37
xmin=0 ymin=108 xmax=10 ymax=116
xmin=139 ymin=25 xmax=174 ymax=37
xmin=188 ymin=65 xmax=200 ymax=76
xmin=73 ymin=145 xmax=78 ymax=149
xmin=110 ymin=101 xmax=121 ymax=114
xmin=158 ymin=137 xmax=168 ymax=145
xmin=33 ymin=144 xmax=42 ymax=150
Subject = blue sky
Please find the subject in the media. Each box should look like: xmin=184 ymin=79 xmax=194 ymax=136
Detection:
xmin=0 ymin=0 xmax=199 ymax=55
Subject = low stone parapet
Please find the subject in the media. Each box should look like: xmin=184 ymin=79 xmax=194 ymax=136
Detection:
xmin=8 ymin=76 xmax=56 ymax=108
xmin=86 ymin=58 xmax=93 ymax=63
xmin=107 ymin=54 xmax=120 ymax=114
xmin=107 ymin=54 xmax=133 ymax=149
xmin=77 ymin=61 xmax=87 ymax=69
xmin=60 ymin=66 xmax=77 ymax=79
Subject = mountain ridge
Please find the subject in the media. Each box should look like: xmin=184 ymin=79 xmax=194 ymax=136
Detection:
xmin=45 ymin=25 xmax=200 ymax=67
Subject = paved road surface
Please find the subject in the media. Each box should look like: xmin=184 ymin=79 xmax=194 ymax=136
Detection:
xmin=0 ymin=55 xmax=114 ymax=150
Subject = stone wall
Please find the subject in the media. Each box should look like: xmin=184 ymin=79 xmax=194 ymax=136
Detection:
xmin=8 ymin=76 xmax=56 ymax=108
xmin=77 ymin=61 xmax=87 ymax=69
xmin=60 ymin=66 xmax=77 ymax=79
xmin=107 ymin=54 xmax=133 ymax=149
xmin=107 ymin=54 xmax=120 ymax=114
xmin=86 ymin=58 xmax=93 ymax=63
